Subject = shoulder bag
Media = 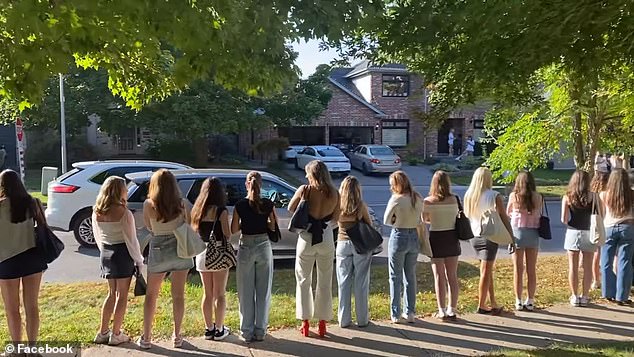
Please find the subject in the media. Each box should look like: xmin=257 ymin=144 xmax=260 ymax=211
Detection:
xmin=288 ymin=186 xmax=310 ymax=233
xmin=589 ymin=193 xmax=606 ymax=246
xmin=204 ymin=209 xmax=237 ymax=271
xmin=538 ymin=194 xmax=552 ymax=240
xmin=347 ymin=212 xmax=383 ymax=255
xmin=417 ymin=221 xmax=433 ymax=257
xmin=32 ymin=199 xmax=64 ymax=263
xmin=267 ymin=208 xmax=282 ymax=242
xmin=174 ymin=204 xmax=206 ymax=259
xmin=480 ymin=193 xmax=513 ymax=245
xmin=455 ymin=195 xmax=474 ymax=241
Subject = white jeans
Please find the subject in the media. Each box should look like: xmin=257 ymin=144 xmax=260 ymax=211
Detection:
xmin=295 ymin=228 xmax=335 ymax=320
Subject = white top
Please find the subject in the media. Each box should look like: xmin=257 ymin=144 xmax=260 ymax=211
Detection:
xmin=448 ymin=132 xmax=455 ymax=145
xmin=383 ymin=195 xmax=423 ymax=229
xmin=423 ymin=201 xmax=458 ymax=231
xmin=466 ymin=139 xmax=475 ymax=152
xmin=92 ymin=210 xmax=144 ymax=266
xmin=594 ymin=156 xmax=609 ymax=173
xmin=466 ymin=190 xmax=498 ymax=237
xmin=149 ymin=216 xmax=183 ymax=235
xmin=0 ymin=199 xmax=36 ymax=263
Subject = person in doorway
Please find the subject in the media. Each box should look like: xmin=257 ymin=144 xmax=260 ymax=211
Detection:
xmin=289 ymin=160 xmax=340 ymax=338
xmin=0 ymin=145 xmax=7 ymax=170
xmin=92 ymin=176 xmax=144 ymax=346
xmin=447 ymin=129 xmax=455 ymax=157
xmin=456 ymin=136 xmax=475 ymax=161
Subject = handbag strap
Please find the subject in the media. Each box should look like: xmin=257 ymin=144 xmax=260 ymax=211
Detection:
xmin=541 ymin=194 xmax=549 ymax=218
xmin=455 ymin=195 xmax=464 ymax=213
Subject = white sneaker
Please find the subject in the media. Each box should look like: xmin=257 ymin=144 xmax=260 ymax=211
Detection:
xmin=391 ymin=316 xmax=405 ymax=324
xmin=515 ymin=302 xmax=524 ymax=311
xmin=108 ymin=331 xmax=130 ymax=346
xmin=214 ymin=326 xmax=230 ymax=341
xmin=569 ymin=295 xmax=580 ymax=307
xmin=579 ymin=296 xmax=589 ymax=307
xmin=93 ymin=330 xmax=110 ymax=344
xmin=524 ymin=300 xmax=534 ymax=311
xmin=402 ymin=313 xmax=415 ymax=323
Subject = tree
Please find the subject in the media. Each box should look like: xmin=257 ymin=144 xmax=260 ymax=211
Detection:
xmin=0 ymin=0 xmax=381 ymax=110
xmin=338 ymin=0 xmax=634 ymax=174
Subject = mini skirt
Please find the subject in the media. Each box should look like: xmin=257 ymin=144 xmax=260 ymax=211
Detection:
xmin=429 ymin=230 xmax=461 ymax=258
xmin=100 ymin=243 xmax=135 ymax=279
xmin=0 ymin=247 xmax=48 ymax=280
xmin=512 ymin=227 xmax=540 ymax=249
xmin=564 ymin=228 xmax=597 ymax=253
xmin=470 ymin=236 xmax=499 ymax=261
xmin=147 ymin=233 xmax=194 ymax=274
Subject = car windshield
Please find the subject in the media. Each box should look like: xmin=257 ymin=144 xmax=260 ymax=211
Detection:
xmin=370 ymin=147 xmax=394 ymax=156
xmin=317 ymin=149 xmax=344 ymax=157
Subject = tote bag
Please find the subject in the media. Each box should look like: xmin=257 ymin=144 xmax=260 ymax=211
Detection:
xmin=203 ymin=211 xmax=237 ymax=271
xmin=455 ymin=195 xmax=474 ymax=241
xmin=174 ymin=222 xmax=206 ymax=259
xmin=417 ymin=223 xmax=433 ymax=257
xmin=347 ymin=219 xmax=383 ymax=255
xmin=538 ymin=195 xmax=552 ymax=240
xmin=589 ymin=194 xmax=606 ymax=246
xmin=289 ymin=186 xmax=310 ymax=233
xmin=481 ymin=209 xmax=513 ymax=245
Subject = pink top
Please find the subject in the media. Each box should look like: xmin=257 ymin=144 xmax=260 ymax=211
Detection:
xmin=506 ymin=193 xmax=542 ymax=229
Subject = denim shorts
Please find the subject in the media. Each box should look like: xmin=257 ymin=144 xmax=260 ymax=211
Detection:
xmin=147 ymin=233 xmax=194 ymax=273
xmin=564 ymin=229 xmax=597 ymax=253
xmin=512 ymin=227 xmax=540 ymax=249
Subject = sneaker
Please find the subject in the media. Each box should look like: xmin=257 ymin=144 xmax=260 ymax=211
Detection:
xmin=93 ymin=330 xmax=110 ymax=344
xmin=108 ymin=331 xmax=130 ymax=346
xmin=253 ymin=335 xmax=264 ymax=342
xmin=524 ymin=299 xmax=535 ymax=311
xmin=515 ymin=302 xmax=524 ymax=311
xmin=239 ymin=334 xmax=253 ymax=344
xmin=569 ymin=295 xmax=580 ymax=307
xmin=204 ymin=328 xmax=215 ymax=340
xmin=136 ymin=335 xmax=151 ymax=350
xmin=391 ymin=316 xmax=405 ymax=324
xmin=402 ymin=312 xmax=415 ymax=323
xmin=579 ymin=296 xmax=589 ymax=307
xmin=215 ymin=326 xmax=230 ymax=341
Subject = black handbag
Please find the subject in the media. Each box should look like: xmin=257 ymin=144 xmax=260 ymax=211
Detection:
xmin=455 ymin=195 xmax=474 ymax=241
xmin=288 ymin=186 xmax=310 ymax=232
xmin=268 ymin=221 xmax=281 ymax=242
xmin=32 ymin=199 xmax=64 ymax=263
xmin=538 ymin=195 xmax=552 ymax=240
xmin=347 ymin=217 xmax=383 ymax=255
xmin=134 ymin=266 xmax=147 ymax=297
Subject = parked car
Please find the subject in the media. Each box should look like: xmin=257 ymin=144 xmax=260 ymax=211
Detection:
xmin=284 ymin=145 xmax=305 ymax=162
xmin=125 ymin=169 xmax=382 ymax=259
xmin=330 ymin=143 xmax=353 ymax=157
xmin=45 ymin=160 xmax=191 ymax=247
xmin=349 ymin=145 xmax=401 ymax=175
xmin=294 ymin=145 xmax=351 ymax=176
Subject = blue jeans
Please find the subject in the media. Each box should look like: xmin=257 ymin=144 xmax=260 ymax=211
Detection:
xmin=601 ymin=223 xmax=634 ymax=302
xmin=388 ymin=228 xmax=419 ymax=319
xmin=237 ymin=234 xmax=273 ymax=340
xmin=336 ymin=240 xmax=372 ymax=327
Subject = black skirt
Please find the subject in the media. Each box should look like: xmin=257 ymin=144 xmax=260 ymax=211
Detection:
xmin=470 ymin=236 xmax=499 ymax=261
xmin=100 ymin=243 xmax=135 ymax=279
xmin=429 ymin=230 xmax=461 ymax=258
xmin=0 ymin=247 xmax=48 ymax=280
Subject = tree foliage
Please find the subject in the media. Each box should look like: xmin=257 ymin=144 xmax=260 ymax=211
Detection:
xmin=0 ymin=0 xmax=380 ymax=110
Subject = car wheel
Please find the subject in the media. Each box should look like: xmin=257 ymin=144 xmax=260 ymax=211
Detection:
xmin=362 ymin=163 xmax=370 ymax=176
xmin=73 ymin=209 xmax=96 ymax=247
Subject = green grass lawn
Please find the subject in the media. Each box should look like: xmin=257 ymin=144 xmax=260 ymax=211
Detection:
xmin=0 ymin=256 xmax=597 ymax=345
xmin=491 ymin=341 xmax=634 ymax=357
xmin=449 ymin=169 xmax=571 ymax=198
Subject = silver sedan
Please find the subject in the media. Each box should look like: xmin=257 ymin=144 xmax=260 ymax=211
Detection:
xmin=349 ymin=145 xmax=402 ymax=175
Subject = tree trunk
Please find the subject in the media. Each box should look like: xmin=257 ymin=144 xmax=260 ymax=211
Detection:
xmin=193 ymin=137 xmax=208 ymax=167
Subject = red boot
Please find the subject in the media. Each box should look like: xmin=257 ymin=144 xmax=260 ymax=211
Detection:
xmin=300 ymin=320 xmax=310 ymax=337
xmin=318 ymin=320 xmax=327 ymax=337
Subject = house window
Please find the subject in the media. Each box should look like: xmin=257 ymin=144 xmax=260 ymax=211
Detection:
xmin=382 ymin=75 xmax=409 ymax=97
xmin=474 ymin=119 xmax=485 ymax=129
xmin=381 ymin=120 xmax=409 ymax=147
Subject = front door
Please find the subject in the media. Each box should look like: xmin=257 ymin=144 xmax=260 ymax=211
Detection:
xmin=437 ymin=119 xmax=464 ymax=155
xmin=117 ymin=127 xmax=137 ymax=154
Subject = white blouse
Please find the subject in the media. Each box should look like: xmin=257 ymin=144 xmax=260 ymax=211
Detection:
xmin=92 ymin=209 xmax=144 ymax=266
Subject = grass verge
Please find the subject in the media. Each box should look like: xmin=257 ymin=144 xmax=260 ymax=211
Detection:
xmin=0 ymin=256 xmax=598 ymax=344
xmin=491 ymin=341 xmax=634 ymax=357
xmin=449 ymin=172 xmax=566 ymax=198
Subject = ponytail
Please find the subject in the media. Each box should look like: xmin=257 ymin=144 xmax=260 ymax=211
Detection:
xmin=247 ymin=171 xmax=264 ymax=214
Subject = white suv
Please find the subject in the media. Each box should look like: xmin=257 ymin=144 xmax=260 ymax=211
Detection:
xmin=45 ymin=160 xmax=191 ymax=247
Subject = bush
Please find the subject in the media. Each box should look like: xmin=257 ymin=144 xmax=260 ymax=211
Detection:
xmin=146 ymin=139 xmax=196 ymax=165
xmin=423 ymin=156 xmax=440 ymax=166
xmin=457 ymin=156 xmax=485 ymax=170
xmin=25 ymin=130 xmax=97 ymax=168
xmin=253 ymin=137 xmax=289 ymax=163
xmin=431 ymin=163 xmax=459 ymax=172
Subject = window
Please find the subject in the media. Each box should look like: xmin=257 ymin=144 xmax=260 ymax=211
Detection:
xmin=90 ymin=166 xmax=157 ymax=185
xmin=381 ymin=121 xmax=409 ymax=147
xmin=360 ymin=147 xmax=368 ymax=155
xmin=262 ymin=180 xmax=295 ymax=208
xmin=128 ymin=182 xmax=149 ymax=203
xmin=223 ymin=178 xmax=248 ymax=206
xmin=369 ymin=146 xmax=395 ymax=156
xmin=303 ymin=148 xmax=316 ymax=156
xmin=317 ymin=149 xmax=345 ymax=157
xmin=382 ymin=75 xmax=409 ymax=97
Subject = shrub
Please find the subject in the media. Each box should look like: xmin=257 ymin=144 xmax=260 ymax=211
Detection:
xmin=423 ymin=156 xmax=440 ymax=166
xmin=253 ymin=137 xmax=290 ymax=163
xmin=431 ymin=163 xmax=459 ymax=172
xmin=457 ymin=156 xmax=485 ymax=170
xmin=146 ymin=139 xmax=196 ymax=165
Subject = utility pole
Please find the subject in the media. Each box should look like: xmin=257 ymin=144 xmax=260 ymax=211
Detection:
xmin=59 ymin=74 xmax=68 ymax=174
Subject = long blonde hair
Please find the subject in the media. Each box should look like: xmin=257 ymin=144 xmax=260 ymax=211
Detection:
xmin=148 ymin=169 xmax=183 ymax=222
xmin=94 ymin=176 xmax=127 ymax=215
xmin=464 ymin=167 xmax=493 ymax=218
xmin=339 ymin=176 xmax=363 ymax=216
xmin=305 ymin=160 xmax=336 ymax=198
xmin=604 ymin=168 xmax=632 ymax=217
xmin=389 ymin=170 xmax=419 ymax=207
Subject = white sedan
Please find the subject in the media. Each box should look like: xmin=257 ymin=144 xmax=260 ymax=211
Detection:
xmin=294 ymin=145 xmax=351 ymax=175
xmin=284 ymin=145 xmax=305 ymax=162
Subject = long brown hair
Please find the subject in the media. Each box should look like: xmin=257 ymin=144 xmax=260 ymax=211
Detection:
xmin=513 ymin=171 xmax=536 ymax=212
xmin=389 ymin=170 xmax=419 ymax=207
xmin=604 ymin=168 xmax=632 ymax=217
xmin=94 ymin=176 xmax=127 ymax=215
xmin=148 ymin=169 xmax=183 ymax=222
xmin=246 ymin=171 xmax=265 ymax=214
xmin=566 ymin=170 xmax=591 ymax=208
xmin=305 ymin=160 xmax=336 ymax=198
xmin=0 ymin=169 xmax=33 ymax=223
xmin=428 ymin=170 xmax=452 ymax=201
xmin=339 ymin=176 xmax=363 ymax=216
xmin=590 ymin=171 xmax=609 ymax=193
xmin=191 ymin=177 xmax=226 ymax=232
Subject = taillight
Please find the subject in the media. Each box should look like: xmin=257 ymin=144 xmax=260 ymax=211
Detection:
xmin=395 ymin=157 xmax=401 ymax=164
xmin=50 ymin=183 xmax=80 ymax=193
xmin=370 ymin=158 xmax=381 ymax=164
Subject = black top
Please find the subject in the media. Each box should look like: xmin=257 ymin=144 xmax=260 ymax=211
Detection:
xmin=567 ymin=198 xmax=593 ymax=231
xmin=198 ymin=207 xmax=227 ymax=242
xmin=235 ymin=198 xmax=274 ymax=235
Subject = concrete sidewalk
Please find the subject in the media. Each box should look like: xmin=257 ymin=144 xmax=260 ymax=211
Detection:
xmin=84 ymin=302 xmax=634 ymax=356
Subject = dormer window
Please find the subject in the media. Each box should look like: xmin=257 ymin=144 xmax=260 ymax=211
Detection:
xmin=382 ymin=75 xmax=409 ymax=97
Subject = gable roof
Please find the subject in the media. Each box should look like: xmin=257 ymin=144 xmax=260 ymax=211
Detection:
xmin=344 ymin=60 xmax=408 ymax=79
xmin=328 ymin=68 xmax=386 ymax=116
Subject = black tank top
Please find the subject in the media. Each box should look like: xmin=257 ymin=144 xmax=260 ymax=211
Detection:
xmin=198 ymin=207 xmax=227 ymax=242
xmin=567 ymin=199 xmax=593 ymax=230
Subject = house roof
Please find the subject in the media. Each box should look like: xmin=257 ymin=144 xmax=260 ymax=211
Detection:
xmin=344 ymin=60 xmax=408 ymax=79
xmin=328 ymin=68 xmax=386 ymax=116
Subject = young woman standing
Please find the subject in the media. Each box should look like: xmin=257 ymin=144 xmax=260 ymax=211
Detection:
xmin=422 ymin=171 xmax=460 ymax=320
xmin=590 ymin=171 xmax=609 ymax=290
xmin=0 ymin=170 xmax=48 ymax=344
xmin=506 ymin=172 xmax=542 ymax=311
xmin=464 ymin=167 xmax=515 ymax=315
xmin=289 ymin=160 xmax=340 ymax=337
xmin=191 ymin=178 xmax=232 ymax=341
xmin=231 ymin=171 xmax=277 ymax=342
xmin=599 ymin=169 xmax=634 ymax=305
xmin=139 ymin=169 xmax=194 ymax=349
xmin=336 ymin=176 xmax=373 ymax=328
xmin=384 ymin=170 xmax=423 ymax=323
xmin=561 ymin=170 xmax=596 ymax=307
xmin=92 ymin=176 xmax=144 ymax=345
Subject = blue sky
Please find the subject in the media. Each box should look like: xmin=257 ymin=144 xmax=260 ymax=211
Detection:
xmin=291 ymin=40 xmax=341 ymax=78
